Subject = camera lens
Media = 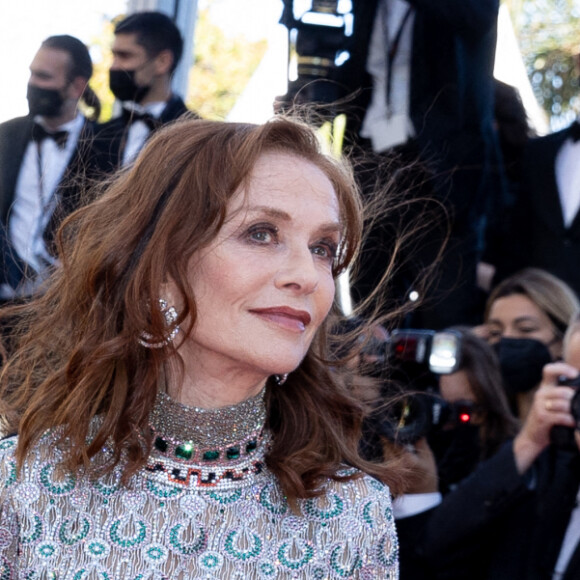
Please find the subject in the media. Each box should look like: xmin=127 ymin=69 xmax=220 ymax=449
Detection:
xmin=377 ymin=392 xmax=434 ymax=445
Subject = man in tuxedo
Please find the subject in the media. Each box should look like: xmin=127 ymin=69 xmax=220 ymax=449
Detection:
xmin=95 ymin=11 xmax=199 ymax=171
xmin=495 ymin=117 xmax=580 ymax=297
xmin=281 ymin=0 xmax=504 ymax=328
xmin=0 ymin=35 xmax=100 ymax=300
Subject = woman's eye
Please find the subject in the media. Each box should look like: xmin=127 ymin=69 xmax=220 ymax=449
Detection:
xmin=518 ymin=327 xmax=538 ymax=335
xmin=311 ymin=241 xmax=338 ymax=261
xmin=247 ymin=225 xmax=278 ymax=244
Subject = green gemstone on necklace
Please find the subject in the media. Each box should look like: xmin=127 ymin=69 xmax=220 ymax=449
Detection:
xmin=246 ymin=439 xmax=257 ymax=453
xmin=203 ymin=450 xmax=220 ymax=461
xmin=175 ymin=442 xmax=194 ymax=460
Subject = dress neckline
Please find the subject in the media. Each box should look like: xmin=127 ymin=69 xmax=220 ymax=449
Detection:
xmin=147 ymin=389 xmax=268 ymax=468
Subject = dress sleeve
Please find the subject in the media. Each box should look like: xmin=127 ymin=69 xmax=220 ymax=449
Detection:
xmin=352 ymin=475 xmax=400 ymax=579
xmin=0 ymin=498 xmax=20 ymax=577
xmin=0 ymin=439 xmax=20 ymax=577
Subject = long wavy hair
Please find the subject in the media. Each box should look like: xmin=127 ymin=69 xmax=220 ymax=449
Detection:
xmin=0 ymin=116 xmax=406 ymax=499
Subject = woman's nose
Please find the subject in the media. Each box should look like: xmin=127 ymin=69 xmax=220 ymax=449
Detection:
xmin=502 ymin=328 xmax=518 ymax=339
xmin=274 ymin=247 xmax=319 ymax=294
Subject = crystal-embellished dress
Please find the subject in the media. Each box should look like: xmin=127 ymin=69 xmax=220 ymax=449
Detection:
xmin=0 ymin=390 xmax=399 ymax=578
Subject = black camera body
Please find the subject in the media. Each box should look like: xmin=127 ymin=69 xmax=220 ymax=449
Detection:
xmin=550 ymin=375 xmax=580 ymax=450
xmin=375 ymin=392 xmax=479 ymax=446
xmin=389 ymin=329 xmax=462 ymax=375
xmin=365 ymin=329 xmax=466 ymax=446
xmin=278 ymin=0 xmax=352 ymax=107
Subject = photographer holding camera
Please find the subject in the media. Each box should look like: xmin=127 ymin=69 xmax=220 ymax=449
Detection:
xmin=395 ymin=316 xmax=580 ymax=579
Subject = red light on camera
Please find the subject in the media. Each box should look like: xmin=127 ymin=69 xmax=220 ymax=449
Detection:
xmin=459 ymin=413 xmax=471 ymax=423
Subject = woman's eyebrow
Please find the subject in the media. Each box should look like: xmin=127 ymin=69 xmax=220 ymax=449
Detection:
xmin=512 ymin=316 xmax=540 ymax=324
xmin=244 ymin=205 xmax=343 ymax=234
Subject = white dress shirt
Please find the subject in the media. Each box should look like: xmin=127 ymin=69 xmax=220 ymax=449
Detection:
xmin=122 ymin=101 xmax=166 ymax=166
xmin=555 ymin=125 xmax=580 ymax=228
xmin=360 ymin=0 xmax=416 ymax=152
xmin=553 ymin=484 xmax=580 ymax=579
xmin=9 ymin=114 xmax=84 ymax=277
xmin=393 ymin=491 xmax=442 ymax=519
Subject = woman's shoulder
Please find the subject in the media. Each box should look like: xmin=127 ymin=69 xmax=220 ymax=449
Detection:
xmin=311 ymin=467 xmax=396 ymax=528
xmin=327 ymin=466 xmax=393 ymax=498
xmin=0 ymin=434 xmax=18 ymax=460
xmin=300 ymin=467 xmax=399 ymax=574
xmin=0 ymin=430 xmax=67 ymax=491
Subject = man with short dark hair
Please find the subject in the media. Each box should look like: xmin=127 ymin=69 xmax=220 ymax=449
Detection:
xmin=95 ymin=11 xmax=200 ymax=170
xmin=0 ymin=35 xmax=99 ymax=299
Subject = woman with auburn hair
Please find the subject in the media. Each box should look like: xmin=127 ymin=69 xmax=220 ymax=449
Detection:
xmin=0 ymin=117 xmax=401 ymax=577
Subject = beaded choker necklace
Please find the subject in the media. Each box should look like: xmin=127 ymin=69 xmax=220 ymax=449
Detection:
xmin=146 ymin=390 xmax=269 ymax=489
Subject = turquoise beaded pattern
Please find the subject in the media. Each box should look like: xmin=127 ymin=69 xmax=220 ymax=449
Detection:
xmin=0 ymin=403 xmax=400 ymax=578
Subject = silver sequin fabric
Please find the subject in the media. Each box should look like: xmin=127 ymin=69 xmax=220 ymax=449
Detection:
xmin=0 ymin=390 xmax=399 ymax=578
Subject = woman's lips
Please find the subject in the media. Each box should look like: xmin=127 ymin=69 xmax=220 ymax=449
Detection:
xmin=250 ymin=307 xmax=311 ymax=332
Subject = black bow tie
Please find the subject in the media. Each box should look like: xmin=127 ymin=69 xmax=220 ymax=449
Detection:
xmin=122 ymin=108 xmax=160 ymax=131
xmin=31 ymin=123 xmax=68 ymax=149
xmin=570 ymin=121 xmax=580 ymax=142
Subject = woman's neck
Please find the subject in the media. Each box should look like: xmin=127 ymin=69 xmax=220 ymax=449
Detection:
xmin=150 ymin=388 xmax=267 ymax=450
xmin=164 ymin=358 xmax=268 ymax=409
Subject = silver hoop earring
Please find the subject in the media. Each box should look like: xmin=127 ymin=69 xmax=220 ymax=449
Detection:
xmin=138 ymin=298 xmax=180 ymax=349
xmin=274 ymin=373 xmax=288 ymax=386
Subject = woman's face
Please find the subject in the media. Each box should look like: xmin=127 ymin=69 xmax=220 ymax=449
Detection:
xmin=175 ymin=151 xmax=341 ymax=386
xmin=486 ymin=294 xmax=561 ymax=358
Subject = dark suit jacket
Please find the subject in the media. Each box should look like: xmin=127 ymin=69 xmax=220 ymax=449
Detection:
xmin=0 ymin=114 xmax=97 ymax=289
xmin=397 ymin=442 xmax=580 ymax=580
xmin=329 ymin=0 xmax=503 ymax=227
xmin=93 ymin=94 xmax=194 ymax=175
xmin=496 ymin=124 xmax=580 ymax=297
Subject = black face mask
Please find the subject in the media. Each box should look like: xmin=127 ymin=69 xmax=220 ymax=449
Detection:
xmin=26 ymin=85 xmax=65 ymax=118
xmin=428 ymin=423 xmax=481 ymax=494
xmin=493 ymin=337 xmax=553 ymax=395
xmin=109 ymin=69 xmax=151 ymax=103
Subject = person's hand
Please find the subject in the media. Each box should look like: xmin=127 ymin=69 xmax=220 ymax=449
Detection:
xmin=513 ymin=361 xmax=578 ymax=474
xmin=384 ymin=437 xmax=439 ymax=494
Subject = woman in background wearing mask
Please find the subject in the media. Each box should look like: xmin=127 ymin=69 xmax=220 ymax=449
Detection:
xmin=479 ymin=268 xmax=579 ymax=419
